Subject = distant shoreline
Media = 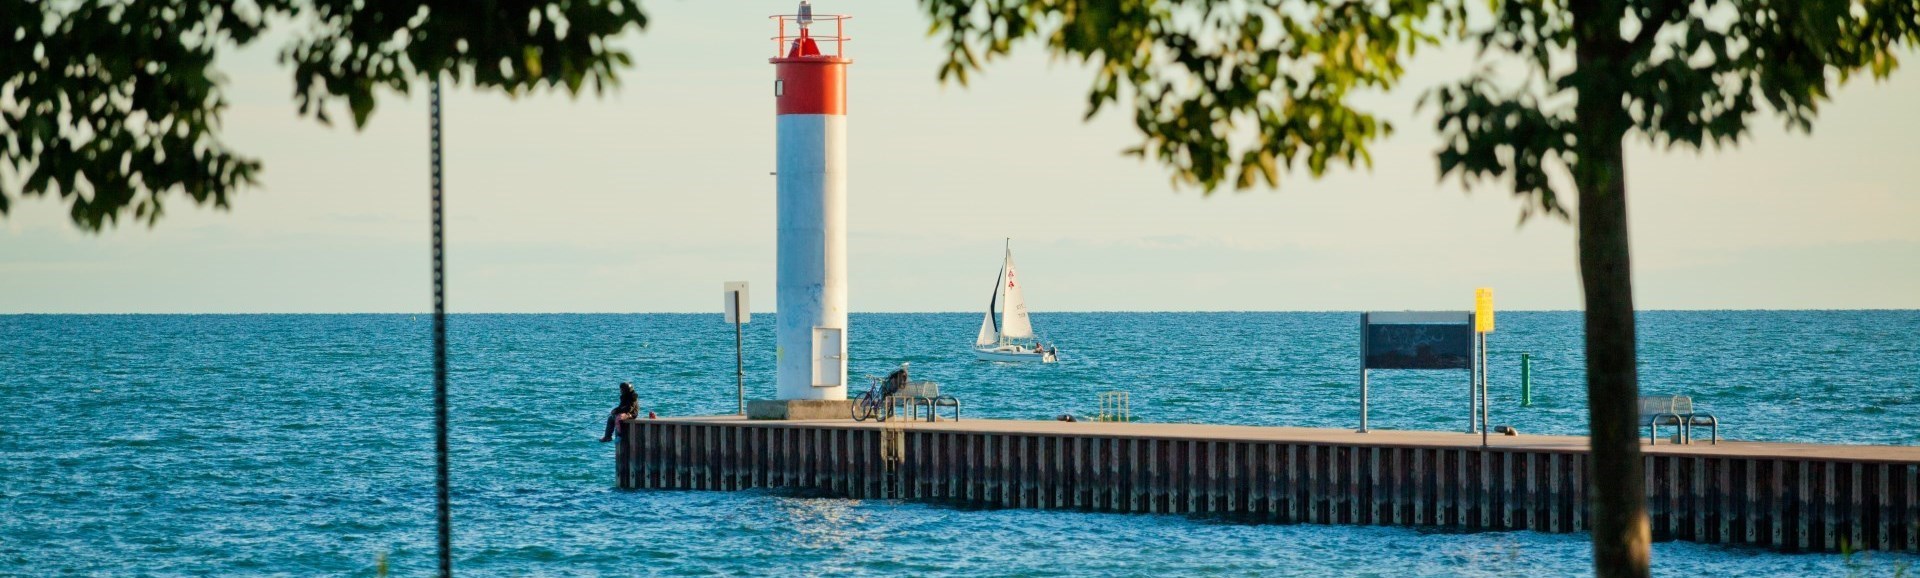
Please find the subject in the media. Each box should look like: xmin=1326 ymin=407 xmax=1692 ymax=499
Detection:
xmin=5 ymin=309 xmax=1917 ymax=316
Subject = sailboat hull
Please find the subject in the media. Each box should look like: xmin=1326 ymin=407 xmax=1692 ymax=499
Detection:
xmin=972 ymin=346 xmax=1058 ymax=363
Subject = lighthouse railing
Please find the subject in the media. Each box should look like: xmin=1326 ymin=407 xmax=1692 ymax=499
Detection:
xmin=769 ymin=13 xmax=850 ymax=58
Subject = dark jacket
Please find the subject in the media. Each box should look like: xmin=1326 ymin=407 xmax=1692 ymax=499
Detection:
xmin=882 ymin=367 xmax=908 ymax=398
xmin=616 ymin=389 xmax=639 ymax=415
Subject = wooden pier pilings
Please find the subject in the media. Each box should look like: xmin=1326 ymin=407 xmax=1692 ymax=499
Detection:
xmin=617 ymin=417 xmax=1920 ymax=554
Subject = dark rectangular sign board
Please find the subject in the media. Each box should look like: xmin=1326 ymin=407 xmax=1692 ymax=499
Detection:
xmin=1364 ymin=321 xmax=1473 ymax=370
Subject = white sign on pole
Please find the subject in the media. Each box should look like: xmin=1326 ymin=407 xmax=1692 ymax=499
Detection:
xmin=723 ymin=281 xmax=750 ymax=324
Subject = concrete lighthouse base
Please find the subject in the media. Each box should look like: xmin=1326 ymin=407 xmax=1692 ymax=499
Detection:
xmin=747 ymin=399 xmax=854 ymax=421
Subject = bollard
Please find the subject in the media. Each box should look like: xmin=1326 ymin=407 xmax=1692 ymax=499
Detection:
xmin=1520 ymin=353 xmax=1533 ymax=407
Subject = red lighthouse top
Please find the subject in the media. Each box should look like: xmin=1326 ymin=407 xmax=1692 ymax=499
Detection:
xmin=770 ymin=2 xmax=850 ymax=116
xmin=769 ymin=1 xmax=850 ymax=63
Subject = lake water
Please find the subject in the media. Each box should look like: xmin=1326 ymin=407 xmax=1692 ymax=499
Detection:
xmin=3 ymin=311 xmax=1916 ymax=575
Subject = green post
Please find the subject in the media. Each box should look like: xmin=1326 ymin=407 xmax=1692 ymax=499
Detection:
xmin=1520 ymin=353 xmax=1533 ymax=407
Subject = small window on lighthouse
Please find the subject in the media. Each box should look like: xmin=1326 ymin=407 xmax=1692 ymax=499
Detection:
xmin=774 ymin=79 xmax=784 ymax=97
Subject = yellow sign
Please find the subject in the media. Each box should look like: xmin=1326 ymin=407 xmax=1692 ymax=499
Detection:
xmin=1474 ymin=288 xmax=1495 ymax=333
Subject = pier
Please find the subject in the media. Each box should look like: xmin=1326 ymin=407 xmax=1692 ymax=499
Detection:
xmin=618 ymin=416 xmax=1920 ymax=554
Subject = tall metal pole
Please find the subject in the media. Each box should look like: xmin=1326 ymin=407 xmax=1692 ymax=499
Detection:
xmin=734 ymin=291 xmax=745 ymax=415
xmin=429 ymin=78 xmax=452 ymax=578
xmin=1467 ymin=314 xmax=1478 ymax=434
xmin=1521 ymin=353 xmax=1533 ymax=407
xmin=1479 ymin=332 xmax=1489 ymax=447
xmin=1358 ymin=313 xmax=1369 ymax=433
xmin=1481 ymin=332 xmax=1491 ymax=434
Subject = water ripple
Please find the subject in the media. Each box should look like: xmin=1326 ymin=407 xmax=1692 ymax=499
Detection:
xmin=2 ymin=312 xmax=1916 ymax=575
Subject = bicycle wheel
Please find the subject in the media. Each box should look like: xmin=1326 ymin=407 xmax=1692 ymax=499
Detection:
xmin=851 ymin=392 xmax=875 ymax=422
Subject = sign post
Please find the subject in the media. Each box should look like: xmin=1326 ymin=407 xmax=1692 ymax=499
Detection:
xmin=1359 ymin=313 xmax=1370 ymax=433
xmin=1359 ymin=311 xmax=1475 ymax=434
xmin=1474 ymin=288 xmax=1494 ymax=447
xmin=1521 ymin=353 xmax=1533 ymax=407
xmin=1469 ymin=312 xmax=1479 ymax=434
xmin=724 ymin=282 xmax=751 ymax=415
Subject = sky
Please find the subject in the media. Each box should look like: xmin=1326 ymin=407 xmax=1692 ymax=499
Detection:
xmin=3 ymin=2 xmax=1917 ymax=314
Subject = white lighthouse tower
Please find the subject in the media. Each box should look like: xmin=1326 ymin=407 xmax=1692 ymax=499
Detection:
xmin=770 ymin=2 xmax=851 ymax=407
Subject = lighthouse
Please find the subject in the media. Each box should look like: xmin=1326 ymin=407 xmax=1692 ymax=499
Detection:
xmin=771 ymin=2 xmax=851 ymax=405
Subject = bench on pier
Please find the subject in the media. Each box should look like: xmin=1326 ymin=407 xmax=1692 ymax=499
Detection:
xmin=1639 ymin=395 xmax=1718 ymax=445
xmin=888 ymin=382 xmax=961 ymax=422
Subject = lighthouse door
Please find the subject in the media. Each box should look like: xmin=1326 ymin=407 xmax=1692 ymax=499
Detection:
xmin=811 ymin=327 xmax=845 ymax=388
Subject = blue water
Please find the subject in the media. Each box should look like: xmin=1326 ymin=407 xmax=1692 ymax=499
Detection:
xmin=2 ymin=311 xmax=1916 ymax=576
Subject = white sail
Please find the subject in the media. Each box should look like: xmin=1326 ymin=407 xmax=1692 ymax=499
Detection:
xmin=974 ymin=310 xmax=998 ymax=346
xmin=975 ymin=255 xmax=1005 ymax=346
xmin=1000 ymin=250 xmax=1034 ymax=339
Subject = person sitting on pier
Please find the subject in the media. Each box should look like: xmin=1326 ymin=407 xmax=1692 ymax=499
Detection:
xmin=599 ymin=382 xmax=639 ymax=443
xmin=882 ymin=364 xmax=909 ymax=398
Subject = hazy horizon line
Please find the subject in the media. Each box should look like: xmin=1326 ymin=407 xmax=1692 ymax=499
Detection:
xmin=6 ymin=308 xmax=1917 ymax=316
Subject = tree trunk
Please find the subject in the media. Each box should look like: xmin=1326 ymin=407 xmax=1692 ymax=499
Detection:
xmin=1571 ymin=0 xmax=1651 ymax=576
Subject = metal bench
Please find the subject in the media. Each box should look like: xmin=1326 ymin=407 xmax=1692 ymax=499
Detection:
xmin=1640 ymin=394 xmax=1718 ymax=445
xmin=887 ymin=381 xmax=961 ymax=422
xmin=1672 ymin=395 xmax=1718 ymax=444
xmin=1640 ymin=395 xmax=1684 ymax=445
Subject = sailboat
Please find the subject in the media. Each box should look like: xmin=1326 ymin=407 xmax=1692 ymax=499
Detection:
xmin=973 ymin=240 xmax=1059 ymax=363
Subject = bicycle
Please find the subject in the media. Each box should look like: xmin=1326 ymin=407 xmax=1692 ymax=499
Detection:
xmin=852 ymin=363 xmax=911 ymax=422
xmin=851 ymin=374 xmax=891 ymax=422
